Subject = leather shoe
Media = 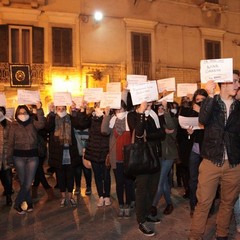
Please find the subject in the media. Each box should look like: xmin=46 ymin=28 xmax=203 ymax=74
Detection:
xmin=163 ymin=204 xmax=174 ymax=215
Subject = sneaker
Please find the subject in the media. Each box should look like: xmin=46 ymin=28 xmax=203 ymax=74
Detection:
xmin=97 ymin=196 xmax=104 ymax=207
xmin=85 ymin=187 xmax=92 ymax=196
xmin=139 ymin=222 xmax=155 ymax=237
xmin=146 ymin=215 xmax=161 ymax=224
xmin=124 ymin=207 xmax=131 ymax=219
xmin=118 ymin=206 xmax=124 ymax=219
xmin=27 ymin=203 xmax=34 ymax=212
xmin=14 ymin=205 xmax=26 ymax=215
xmin=60 ymin=198 xmax=68 ymax=208
xmin=74 ymin=187 xmax=80 ymax=195
xmin=104 ymin=197 xmax=112 ymax=206
xmin=69 ymin=198 xmax=77 ymax=207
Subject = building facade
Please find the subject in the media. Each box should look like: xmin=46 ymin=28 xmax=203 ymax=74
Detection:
xmin=0 ymin=0 xmax=240 ymax=108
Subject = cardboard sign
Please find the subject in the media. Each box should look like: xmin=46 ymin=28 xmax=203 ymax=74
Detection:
xmin=200 ymin=58 xmax=233 ymax=83
xmin=53 ymin=92 xmax=72 ymax=106
xmin=17 ymin=90 xmax=40 ymax=105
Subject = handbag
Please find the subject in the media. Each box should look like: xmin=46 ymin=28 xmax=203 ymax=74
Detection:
xmin=123 ymin=130 xmax=160 ymax=176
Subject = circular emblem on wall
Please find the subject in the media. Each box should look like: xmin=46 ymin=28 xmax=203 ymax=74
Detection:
xmin=15 ymin=70 xmax=26 ymax=82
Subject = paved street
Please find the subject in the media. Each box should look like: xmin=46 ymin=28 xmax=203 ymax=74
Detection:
xmin=0 ymin=172 xmax=239 ymax=240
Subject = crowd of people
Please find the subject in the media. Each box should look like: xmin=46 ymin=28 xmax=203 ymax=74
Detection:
xmin=0 ymin=70 xmax=240 ymax=240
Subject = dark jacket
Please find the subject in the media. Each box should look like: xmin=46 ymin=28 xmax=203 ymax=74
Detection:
xmin=135 ymin=112 xmax=166 ymax=158
xmin=199 ymin=95 xmax=240 ymax=167
xmin=85 ymin=115 xmax=109 ymax=163
xmin=177 ymin=106 xmax=205 ymax=166
xmin=45 ymin=110 xmax=91 ymax=169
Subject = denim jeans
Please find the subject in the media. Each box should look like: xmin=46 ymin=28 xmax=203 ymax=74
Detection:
xmin=14 ymin=156 xmax=39 ymax=206
xmin=91 ymin=161 xmax=111 ymax=198
xmin=189 ymin=151 xmax=202 ymax=211
xmin=153 ymin=158 xmax=174 ymax=206
xmin=234 ymin=195 xmax=240 ymax=226
xmin=74 ymin=158 xmax=92 ymax=189
xmin=113 ymin=162 xmax=135 ymax=206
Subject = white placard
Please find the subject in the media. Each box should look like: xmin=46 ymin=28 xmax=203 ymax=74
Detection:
xmin=107 ymin=82 xmax=121 ymax=93
xmin=178 ymin=116 xmax=203 ymax=130
xmin=157 ymin=92 xmax=174 ymax=103
xmin=83 ymin=88 xmax=103 ymax=102
xmin=177 ymin=83 xmax=197 ymax=97
xmin=6 ymin=108 xmax=15 ymax=121
xmin=127 ymin=74 xmax=147 ymax=89
xmin=200 ymin=58 xmax=233 ymax=83
xmin=53 ymin=92 xmax=72 ymax=106
xmin=72 ymin=96 xmax=84 ymax=109
xmin=17 ymin=90 xmax=40 ymax=105
xmin=100 ymin=92 xmax=121 ymax=109
xmin=157 ymin=78 xmax=176 ymax=93
xmin=130 ymin=81 xmax=159 ymax=105
xmin=0 ymin=92 xmax=6 ymax=106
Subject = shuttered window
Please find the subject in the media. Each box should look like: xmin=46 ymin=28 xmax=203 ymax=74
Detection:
xmin=205 ymin=40 xmax=221 ymax=59
xmin=0 ymin=25 xmax=9 ymax=62
xmin=32 ymin=26 xmax=44 ymax=63
xmin=52 ymin=27 xmax=72 ymax=67
xmin=131 ymin=32 xmax=151 ymax=77
xmin=0 ymin=25 xmax=44 ymax=64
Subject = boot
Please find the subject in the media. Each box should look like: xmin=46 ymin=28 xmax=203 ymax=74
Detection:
xmin=6 ymin=195 xmax=12 ymax=206
xmin=46 ymin=188 xmax=55 ymax=200
xmin=32 ymin=186 xmax=38 ymax=199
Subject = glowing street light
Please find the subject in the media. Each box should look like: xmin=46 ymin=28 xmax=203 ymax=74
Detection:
xmin=94 ymin=11 xmax=103 ymax=22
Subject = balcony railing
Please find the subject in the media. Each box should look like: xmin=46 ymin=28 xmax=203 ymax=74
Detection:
xmin=0 ymin=62 xmax=44 ymax=85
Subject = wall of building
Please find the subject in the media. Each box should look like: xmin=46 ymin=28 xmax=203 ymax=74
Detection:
xmin=0 ymin=0 xmax=240 ymax=108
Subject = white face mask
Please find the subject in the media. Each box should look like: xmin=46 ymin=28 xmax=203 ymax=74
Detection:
xmin=171 ymin=109 xmax=177 ymax=115
xmin=18 ymin=114 xmax=29 ymax=122
xmin=0 ymin=111 xmax=5 ymax=122
xmin=57 ymin=111 xmax=67 ymax=118
xmin=95 ymin=107 xmax=104 ymax=117
xmin=116 ymin=112 xmax=126 ymax=120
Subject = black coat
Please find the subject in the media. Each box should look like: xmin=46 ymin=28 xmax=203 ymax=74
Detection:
xmin=199 ymin=95 xmax=240 ymax=166
xmin=177 ymin=106 xmax=205 ymax=166
xmin=84 ymin=115 xmax=110 ymax=163
xmin=45 ymin=111 xmax=91 ymax=169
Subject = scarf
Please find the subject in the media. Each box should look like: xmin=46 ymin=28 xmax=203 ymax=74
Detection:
xmin=109 ymin=112 xmax=130 ymax=132
xmin=54 ymin=114 xmax=72 ymax=145
xmin=145 ymin=109 xmax=160 ymax=129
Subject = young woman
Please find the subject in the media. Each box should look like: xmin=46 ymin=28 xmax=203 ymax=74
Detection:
xmin=7 ymin=103 xmax=45 ymax=214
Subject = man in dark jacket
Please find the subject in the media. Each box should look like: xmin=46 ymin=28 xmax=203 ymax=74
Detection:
xmin=189 ymin=70 xmax=240 ymax=240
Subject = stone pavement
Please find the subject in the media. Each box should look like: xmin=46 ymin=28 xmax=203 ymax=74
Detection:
xmin=0 ymin=172 xmax=240 ymax=240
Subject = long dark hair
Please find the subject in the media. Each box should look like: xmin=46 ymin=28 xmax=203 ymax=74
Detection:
xmin=15 ymin=105 xmax=31 ymax=120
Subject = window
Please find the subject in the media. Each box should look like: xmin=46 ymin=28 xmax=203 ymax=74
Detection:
xmin=9 ymin=26 xmax=32 ymax=64
xmin=0 ymin=25 xmax=44 ymax=64
xmin=52 ymin=27 xmax=72 ymax=67
xmin=131 ymin=32 xmax=151 ymax=77
xmin=204 ymin=40 xmax=221 ymax=59
xmin=205 ymin=0 xmax=219 ymax=3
